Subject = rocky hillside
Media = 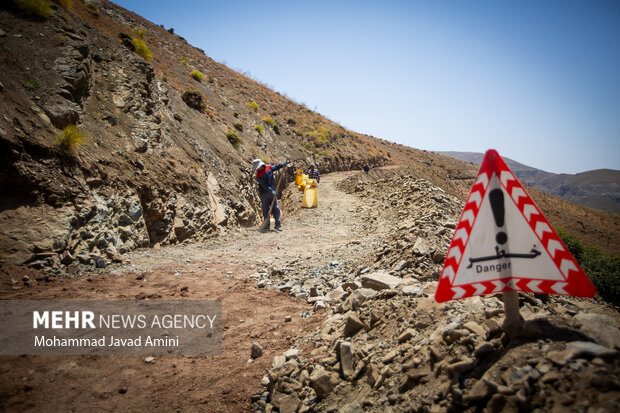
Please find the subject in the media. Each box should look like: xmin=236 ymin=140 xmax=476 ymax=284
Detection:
xmin=1 ymin=0 xmax=618 ymax=277
xmin=0 ymin=0 xmax=451 ymax=270
xmin=439 ymin=151 xmax=620 ymax=215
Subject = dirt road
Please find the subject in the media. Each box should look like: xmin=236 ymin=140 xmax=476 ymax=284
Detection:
xmin=0 ymin=171 xmax=393 ymax=412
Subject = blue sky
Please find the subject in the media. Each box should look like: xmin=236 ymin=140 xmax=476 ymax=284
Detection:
xmin=112 ymin=0 xmax=620 ymax=174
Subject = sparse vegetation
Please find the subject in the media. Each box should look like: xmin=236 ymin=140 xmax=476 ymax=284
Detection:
xmin=133 ymin=38 xmax=152 ymax=61
xmin=9 ymin=0 xmax=53 ymax=19
xmin=233 ymin=112 xmax=239 ymax=118
xmin=226 ymin=130 xmax=241 ymax=148
xmin=180 ymin=57 xmax=190 ymax=67
xmin=85 ymin=2 xmax=97 ymax=12
xmin=306 ymin=127 xmax=331 ymax=147
xmin=255 ymin=124 xmax=265 ymax=135
xmin=287 ymin=118 xmax=297 ymax=126
xmin=55 ymin=125 xmax=85 ymax=153
xmin=233 ymin=122 xmax=243 ymax=132
xmin=190 ymin=70 xmax=203 ymax=82
xmin=133 ymin=26 xmax=146 ymax=39
xmin=558 ymin=229 xmax=620 ymax=306
xmin=118 ymin=32 xmax=152 ymax=61
xmin=23 ymin=80 xmax=39 ymax=91
xmin=262 ymin=116 xmax=274 ymax=127
xmin=182 ymin=90 xmax=206 ymax=111
xmin=247 ymin=101 xmax=259 ymax=112
xmin=118 ymin=32 xmax=136 ymax=51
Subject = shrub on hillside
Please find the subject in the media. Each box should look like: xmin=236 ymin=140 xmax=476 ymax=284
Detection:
xmin=133 ymin=38 xmax=152 ymax=61
xmin=86 ymin=2 xmax=97 ymax=12
xmin=23 ymin=80 xmax=39 ymax=91
xmin=558 ymin=229 xmax=620 ymax=306
xmin=118 ymin=32 xmax=136 ymax=51
xmin=190 ymin=70 xmax=203 ymax=82
xmin=226 ymin=130 xmax=241 ymax=148
xmin=9 ymin=0 xmax=53 ymax=19
xmin=262 ymin=116 xmax=275 ymax=127
xmin=55 ymin=125 xmax=85 ymax=153
xmin=233 ymin=122 xmax=243 ymax=132
xmin=182 ymin=90 xmax=206 ymax=111
xmin=287 ymin=118 xmax=297 ymax=126
xmin=254 ymin=124 xmax=265 ymax=135
xmin=180 ymin=57 xmax=190 ymax=67
xmin=247 ymin=101 xmax=259 ymax=112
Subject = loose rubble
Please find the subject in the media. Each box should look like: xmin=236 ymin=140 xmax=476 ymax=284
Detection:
xmin=253 ymin=173 xmax=620 ymax=412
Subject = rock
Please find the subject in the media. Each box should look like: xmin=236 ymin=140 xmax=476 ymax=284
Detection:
xmin=272 ymin=355 xmax=286 ymax=369
xmin=0 ymin=29 xmax=6 ymax=37
xmin=277 ymin=394 xmax=301 ymax=413
xmin=144 ymin=356 xmax=155 ymax=363
xmin=463 ymin=321 xmax=486 ymax=338
xmin=366 ymin=363 xmax=380 ymax=387
xmin=284 ymin=348 xmax=301 ymax=360
xmin=541 ymin=371 xmax=562 ymax=384
xmin=343 ymin=312 xmax=368 ymax=336
xmin=251 ymin=342 xmax=263 ymax=359
xmin=484 ymin=319 xmax=502 ymax=336
xmin=43 ymin=100 xmax=80 ymax=129
xmin=573 ymin=313 xmax=620 ymax=349
xmin=412 ymin=238 xmax=430 ymax=255
xmin=342 ymin=281 xmax=360 ymax=291
xmin=361 ymin=272 xmax=402 ymax=291
xmin=401 ymin=285 xmax=423 ymax=297
xmin=448 ymin=357 xmax=475 ymax=374
xmin=393 ymin=259 xmax=407 ymax=271
xmin=432 ymin=251 xmax=446 ymax=264
xmin=314 ymin=300 xmax=327 ymax=311
xmin=309 ymin=367 xmax=338 ymax=399
xmin=339 ymin=342 xmax=354 ymax=379
xmin=382 ymin=350 xmax=398 ymax=364
xmin=566 ymin=341 xmax=618 ymax=359
xmin=348 ymin=288 xmax=377 ymax=309
xmin=260 ymin=375 xmax=270 ymax=386
xmin=474 ymin=342 xmax=494 ymax=358
xmin=398 ymin=368 xmax=429 ymax=393
xmin=284 ymin=315 xmax=292 ymax=322
xmin=398 ymin=329 xmax=416 ymax=343
xmin=94 ymin=257 xmax=106 ymax=268
xmin=467 ymin=378 xmax=491 ymax=401
xmin=326 ymin=287 xmax=347 ymax=302
xmin=76 ymin=254 xmax=91 ymax=264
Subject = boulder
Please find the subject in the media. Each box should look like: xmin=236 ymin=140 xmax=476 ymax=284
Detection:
xmin=309 ymin=367 xmax=338 ymax=399
xmin=361 ymin=272 xmax=402 ymax=291
xmin=343 ymin=312 xmax=368 ymax=336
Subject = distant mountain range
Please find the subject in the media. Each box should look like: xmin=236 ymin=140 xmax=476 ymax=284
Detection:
xmin=438 ymin=152 xmax=620 ymax=214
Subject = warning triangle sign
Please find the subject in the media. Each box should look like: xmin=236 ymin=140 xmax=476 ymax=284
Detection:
xmin=435 ymin=149 xmax=596 ymax=302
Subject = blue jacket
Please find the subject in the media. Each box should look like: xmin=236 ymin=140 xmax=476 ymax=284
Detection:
xmin=256 ymin=163 xmax=285 ymax=194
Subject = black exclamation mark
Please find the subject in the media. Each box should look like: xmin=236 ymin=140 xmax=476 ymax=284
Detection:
xmin=489 ymin=189 xmax=507 ymax=245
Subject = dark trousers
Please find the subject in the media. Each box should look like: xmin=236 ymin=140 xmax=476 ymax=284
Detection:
xmin=259 ymin=191 xmax=281 ymax=224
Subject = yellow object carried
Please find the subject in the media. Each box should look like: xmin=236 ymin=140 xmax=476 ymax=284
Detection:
xmin=296 ymin=169 xmax=318 ymax=208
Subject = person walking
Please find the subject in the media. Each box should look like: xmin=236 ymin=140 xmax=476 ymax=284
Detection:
xmin=307 ymin=164 xmax=320 ymax=183
xmin=252 ymin=159 xmax=288 ymax=231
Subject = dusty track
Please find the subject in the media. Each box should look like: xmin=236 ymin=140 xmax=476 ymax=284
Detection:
xmin=0 ymin=171 xmax=394 ymax=412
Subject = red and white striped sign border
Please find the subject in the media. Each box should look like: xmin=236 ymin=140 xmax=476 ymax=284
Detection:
xmin=435 ymin=149 xmax=596 ymax=302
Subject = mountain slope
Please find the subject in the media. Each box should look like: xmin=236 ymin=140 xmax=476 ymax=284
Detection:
xmin=439 ymin=151 xmax=620 ymax=214
xmin=0 ymin=0 xmax=618 ymax=275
